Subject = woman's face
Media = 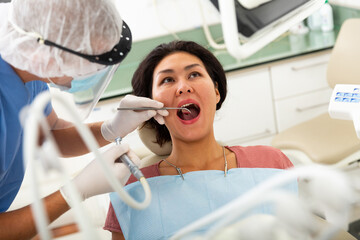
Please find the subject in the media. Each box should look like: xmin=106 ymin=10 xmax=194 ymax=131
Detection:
xmin=152 ymin=51 xmax=220 ymax=142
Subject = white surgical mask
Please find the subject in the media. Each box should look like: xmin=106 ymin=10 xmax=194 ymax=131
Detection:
xmin=48 ymin=67 xmax=109 ymax=93
xmin=48 ymin=65 xmax=118 ymax=120
xmin=66 ymin=67 xmax=109 ymax=93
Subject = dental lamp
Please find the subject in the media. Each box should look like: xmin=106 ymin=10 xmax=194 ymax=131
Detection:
xmin=210 ymin=0 xmax=325 ymax=59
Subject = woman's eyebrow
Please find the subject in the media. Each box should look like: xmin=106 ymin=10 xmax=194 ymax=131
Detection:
xmin=184 ymin=63 xmax=201 ymax=70
xmin=155 ymin=63 xmax=203 ymax=77
xmin=156 ymin=69 xmax=174 ymax=77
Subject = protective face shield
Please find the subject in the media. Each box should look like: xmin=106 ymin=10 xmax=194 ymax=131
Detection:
xmin=1 ymin=0 xmax=132 ymax=120
xmin=55 ymin=20 xmax=132 ymax=119
xmin=49 ymin=67 xmax=109 ymax=93
xmin=48 ymin=65 xmax=119 ymax=118
xmin=9 ymin=19 xmax=132 ymax=119
xmin=69 ymin=64 xmax=120 ymax=119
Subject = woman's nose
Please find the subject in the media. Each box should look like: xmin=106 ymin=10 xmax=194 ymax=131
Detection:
xmin=176 ymin=82 xmax=193 ymax=96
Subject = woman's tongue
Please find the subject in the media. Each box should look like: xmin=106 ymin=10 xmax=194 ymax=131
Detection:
xmin=178 ymin=106 xmax=199 ymax=120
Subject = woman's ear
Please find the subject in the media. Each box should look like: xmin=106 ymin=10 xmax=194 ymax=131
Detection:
xmin=214 ymin=82 xmax=220 ymax=104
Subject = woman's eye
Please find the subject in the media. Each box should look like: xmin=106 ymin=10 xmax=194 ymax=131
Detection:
xmin=161 ymin=77 xmax=174 ymax=84
xmin=189 ymin=72 xmax=201 ymax=79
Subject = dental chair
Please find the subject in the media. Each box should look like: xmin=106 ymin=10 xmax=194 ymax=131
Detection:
xmin=137 ymin=123 xmax=172 ymax=168
xmin=271 ymin=19 xmax=360 ymax=239
xmin=271 ymin=18 xmax=360 ymax=168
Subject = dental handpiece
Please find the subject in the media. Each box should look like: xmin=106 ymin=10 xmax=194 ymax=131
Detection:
xmin=115 ymin=137 xmax=144 ymax=180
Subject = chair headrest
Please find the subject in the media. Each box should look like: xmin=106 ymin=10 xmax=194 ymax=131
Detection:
xmin=327 ymin=18 xmax=360 ymax=88
xmin=137 ymin=123 xmax=172 ymax=156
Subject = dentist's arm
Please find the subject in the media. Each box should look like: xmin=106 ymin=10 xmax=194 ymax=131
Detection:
xmin=0 ymin=191 xmax=69 ymax=240
xmin=0 ymin=144 xmax=138 ymax=240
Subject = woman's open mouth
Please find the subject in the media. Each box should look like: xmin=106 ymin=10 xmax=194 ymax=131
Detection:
xmin=177 ymin=103 xmax=200 ymax=121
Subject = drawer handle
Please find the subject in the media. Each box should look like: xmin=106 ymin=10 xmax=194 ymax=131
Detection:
xmin=296 ymin=102 xmax=329 ymax=112
xmin=291 ymin=61 xmax=328 ymax=71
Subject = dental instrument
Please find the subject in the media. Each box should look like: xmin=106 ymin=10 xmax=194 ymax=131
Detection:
xmin=117 ymin=106 xmax=191 ymax=113
xmin=23 ymin=91 xmax=152 ymax=240
xmin=115 ymin=137 xmax=144 ymax=180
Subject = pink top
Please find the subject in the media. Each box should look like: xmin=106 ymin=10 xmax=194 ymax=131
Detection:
xmin=104 ymin=145 xmax=293 ymax=233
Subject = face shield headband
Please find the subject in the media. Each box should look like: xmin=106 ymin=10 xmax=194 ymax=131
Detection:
xmin=41 ymin=21 xmax=132 ymax=65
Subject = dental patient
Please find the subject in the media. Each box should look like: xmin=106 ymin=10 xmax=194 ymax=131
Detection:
xmin=103 ymin=40 xmax=297 ymax=239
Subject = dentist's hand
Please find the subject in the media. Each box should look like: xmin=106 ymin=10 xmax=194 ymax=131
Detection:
xmin=60 ymin=143 xmax=140 ymax=202
xmin=101 ymin=95 xmax=168 ymax=142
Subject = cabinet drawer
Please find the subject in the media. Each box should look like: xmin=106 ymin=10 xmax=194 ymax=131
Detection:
xmin=271 ymin=53 xmax=331 ymax=100
xmin=214 ymin=69 xmax=276 ymax=145
xmin=275 ymin=88 xmax=333 ymax=131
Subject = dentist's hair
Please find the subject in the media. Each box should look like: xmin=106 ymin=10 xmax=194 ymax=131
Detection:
xmin=132 ymin=40 xmax=227 ymax=146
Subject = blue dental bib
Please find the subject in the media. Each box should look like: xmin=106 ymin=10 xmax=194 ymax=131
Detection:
xmin=110 ymin=168 xmax=298 ymax=240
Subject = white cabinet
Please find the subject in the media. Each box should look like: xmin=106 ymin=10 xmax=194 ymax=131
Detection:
xmin=214 ymin=50 xmax=333 ymax=145
xmin=271 ymin=52 xmax=331 ymax=100
xmin=274 ymin=88 xmax=333 ymax=131
xmin=270 ymin=51 xmax=333 ymax=132
xmin=214 ymin=68 xmax=276 ymax=145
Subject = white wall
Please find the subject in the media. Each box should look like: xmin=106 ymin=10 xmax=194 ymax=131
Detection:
xmin=115 ymin=0 xmax=221 ymax=41
xmin=329 ymin=0 xmax=360 ymax=9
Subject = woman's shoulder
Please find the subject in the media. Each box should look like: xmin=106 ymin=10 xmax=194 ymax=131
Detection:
xmin=227 ymin=145 xmax=284 ymax=157
xmin=227 ymin=145 xmax=293 ymax=169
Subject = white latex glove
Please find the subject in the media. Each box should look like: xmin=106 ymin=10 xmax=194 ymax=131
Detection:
xmin=60 ymin=143 xmax=140 ymax=202
xmin=101 ymin=95 xmax=169 ymax=142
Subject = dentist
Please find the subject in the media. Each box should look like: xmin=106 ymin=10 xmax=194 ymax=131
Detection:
xmin=0 ymin=0 xmax=167 ymax=239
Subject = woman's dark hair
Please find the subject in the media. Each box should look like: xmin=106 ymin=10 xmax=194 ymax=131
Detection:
xmin=132 ymin=40 xmax=227 ymax=146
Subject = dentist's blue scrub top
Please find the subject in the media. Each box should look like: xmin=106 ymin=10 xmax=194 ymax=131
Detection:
xmin=0 ymin=56 xmax=52 ymax=212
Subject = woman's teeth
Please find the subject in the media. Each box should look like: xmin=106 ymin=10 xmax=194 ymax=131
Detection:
xmin=177 ymin=103 xmax=200 ymax=120
xmin=181 ymin=103 xmax=193 ymax=114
